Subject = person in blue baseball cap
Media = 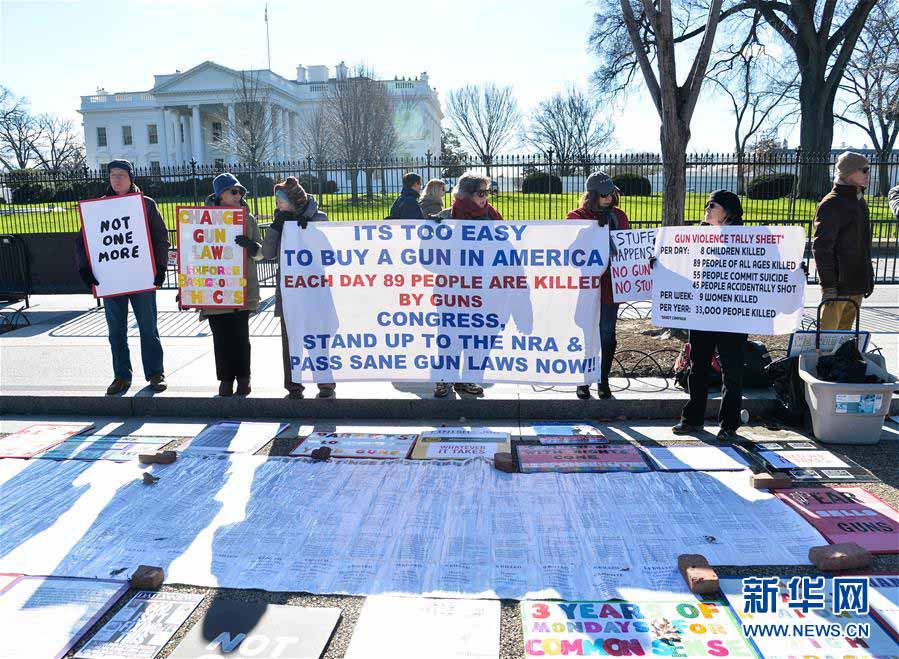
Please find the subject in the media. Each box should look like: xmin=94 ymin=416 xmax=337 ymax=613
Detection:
xmin=74 ymin=159 xmax=170 ymax=396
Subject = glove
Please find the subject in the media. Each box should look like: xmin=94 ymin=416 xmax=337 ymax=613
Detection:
xmin=429 ymin=214 xmax=442 ymax=224
xmin=154 ymin=271 xmax=166 ymax=287
xmin=649 ymin=256 xmax=657 ymax=269
xmin=299 ymin=215 xmax=309 ymax=230
xmin=270 ymin=210 xmax=287 ymax=234
xmin=821 ymin=287 xmax=838 ymax=302
xmin=235 ymin=234 xmax=260 ymax=256
xmin=79 ymin=266 xmax=98 ymax=287
xmin=799 ymin=262 xmax=809 ymax=276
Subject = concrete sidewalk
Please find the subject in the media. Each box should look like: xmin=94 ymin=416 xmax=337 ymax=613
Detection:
xmin=2 ymin=288 xmax=896 ymax=419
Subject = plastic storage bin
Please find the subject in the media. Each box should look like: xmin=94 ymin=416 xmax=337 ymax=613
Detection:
xmin=798 ymin=352 xmax=897 ymax=445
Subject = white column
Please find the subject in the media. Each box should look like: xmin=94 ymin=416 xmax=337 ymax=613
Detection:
xmin=287 ymin=111 xmax=296 ymax=160
xmin=191 ymin=105 xmax=203 ymax=164
xmin=266 ymin=103 xmax=276 ymax=162
xmin=177 ymin=114 xmax=187 ymax=164
xmin=282 ymin=108 xmax=291 ymax=161
xmin=227 ymin=103 xmax=237 ymax=164
xmin=157 ymin=108 xmax=169 ymax=166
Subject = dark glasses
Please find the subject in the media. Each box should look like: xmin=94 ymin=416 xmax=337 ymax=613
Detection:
xmin=705 ymin=201 xmax=718 ymax=209
xmin=226 ymin=188 xmax=245 ymax=196
xmin=475 ymin=189 xmax=490 ymax=197
xmin=861 ymin=167 xmax=869 ymax=174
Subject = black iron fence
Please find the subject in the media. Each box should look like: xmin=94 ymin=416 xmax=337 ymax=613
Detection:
xmin=1 ymin=151 xmax=897 ymax=286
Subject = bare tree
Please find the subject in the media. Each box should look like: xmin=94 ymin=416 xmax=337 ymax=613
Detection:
xmin=590 ymin=1 xmax=727 ymax=225
xmin=836 ymin=0 xmax=899 ymax=196
xmin=211 ymin=71 xmax=277 ymax=168
xmin=706 ymin=16 xmax=799 ymax=193
xmin=445 ymin=83 xmax=521 ymax=174
xmin=0 ymin=86 xmax=39 ymax=170
xmin=527 ymin=87 xmax=614 ymax=174
xmin=31 ymin=114 xmax=85 ymax=172
xmin=298 ymin=105 xmax=335 ymax=196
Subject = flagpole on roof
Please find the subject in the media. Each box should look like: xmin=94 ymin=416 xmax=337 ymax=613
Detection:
xmin=265 ymin=3 xmax=271 ymax=71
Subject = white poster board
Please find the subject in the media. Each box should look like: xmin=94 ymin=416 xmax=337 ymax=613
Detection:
xmin=610 ymin=228 xmax=656 ymax=303
xmin=280 ymin=220 xmax=609 ymax=384
xmin=78 ymin=193 xmax=156 ymax=298
xmin=176 ymin=206 xmax=247 ymax=309
xmin=651 ymin=225 xmax=806 ymax=335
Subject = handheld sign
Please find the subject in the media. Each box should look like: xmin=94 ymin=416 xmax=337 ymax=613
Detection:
xmin=610 ymin=228 xmax=656 ymax=302
xmin=176 ymin=206 xmax=247 ymax=309
xmin=78 ymin=192 xmax=156 ymax=298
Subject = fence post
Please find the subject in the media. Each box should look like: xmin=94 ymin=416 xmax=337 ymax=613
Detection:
xmin=789 ymin=147 xmax=801 ymax=223
xmin=547 ymin=149 xmax=554 ymax=219
xmin=190 ymin=159 xmax=198 ymax=205
xmin=426 ymin=149 xmax=433 ymax=182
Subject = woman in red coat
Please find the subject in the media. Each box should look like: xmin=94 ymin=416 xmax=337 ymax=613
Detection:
xmin=567 ymin=171 xmax=629 ymax=399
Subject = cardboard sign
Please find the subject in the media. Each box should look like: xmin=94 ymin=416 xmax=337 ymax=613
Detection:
xmin=640 ymin=446 xmax=750 ymax=471
xmin=610 ymin=228 xmax=656 ymax=302
xmin=532 ymin=423 xmax=608 ymax=445
xmin=181 ymin=422 xmax=287 ymax=454
xmin=176 ymin=206 xmax=247 ymax=309
xmin=774 ymin=487 xmax=899 ymax=553
xmin=521 ymin=599 xmax=754 ymax=658
xmin=290 ymin=432 xmax=416 ymax=459
xmin=516 ymin=444 xmax=651 ymax=473
xmin=78 ymin=193 xmax=156 ymax=298
xmin=651 ymin=225 xmax=806 ymax=335
xmin=38 ymin=438 xmax=169 ymax=462
xmin=0 ymin=422 xmax=95 ymax=458
xmin=411 ymin=434 xmax=511 ymax=460
xmin=419 ymin=428 xmax=510 ymax=441
xmin=787 ymin=330 xmax=870 ymax=357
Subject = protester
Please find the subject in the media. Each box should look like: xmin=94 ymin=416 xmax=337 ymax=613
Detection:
xmin=432 ymin=171 xmax=502 ymax=398
xmin=262 ymin=176 xmax=336 ymax=399
xmin=388 ymin=172 xmax=425 ymax=219
xmin=889 ymin=183 xmax=899 ymax=221
xmin=812 ymin=151 xmax=874 ymax=331
xmin=419 ymin=178 xmax=446 ymax=217
xmin=75 ymin=159 xmax=169 ymax=396
xmin=672 ymin=190 xmax=747 ymax=441
xmin=567 ymin=171 xmax=629 ymax=400
xmin=198 ymin=173 xmax=263 ymax=397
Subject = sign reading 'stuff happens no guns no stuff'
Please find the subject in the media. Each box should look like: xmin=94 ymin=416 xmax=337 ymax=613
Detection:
xmin=177 ymin=206 xmax=247 ymax=309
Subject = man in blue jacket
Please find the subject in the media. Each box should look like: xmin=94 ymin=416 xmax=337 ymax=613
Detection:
xmin=388 ymin=172 xmax=424 ymax=219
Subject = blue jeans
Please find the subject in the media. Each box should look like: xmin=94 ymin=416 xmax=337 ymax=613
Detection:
xmin=599 ymin=302 xmax=618 ymax=383
xmin=103 ymin=291 xmax=164 ymax=381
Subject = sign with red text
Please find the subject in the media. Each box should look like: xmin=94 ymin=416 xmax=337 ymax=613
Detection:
xmin=176 ymin=206 xmax=247 ymax=309
xmin=651 ymin=226 xmax=806 ymax=335
xmin=611 ymin=228 xmax=656 ymax=303
xmin=79 ymin=193 xmax=156 ymax=298
xmin=280 ymin=220 xmax=609 ymax=384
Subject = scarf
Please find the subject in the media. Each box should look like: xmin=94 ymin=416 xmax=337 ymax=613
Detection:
xmin=451 ymin=196 xmax=502 ymax=220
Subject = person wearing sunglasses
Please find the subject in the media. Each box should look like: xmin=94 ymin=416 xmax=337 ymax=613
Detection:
xmin=672 ymin=189 xmax=748 ymax=442
xmin=812 ymin=151 xmax=875 ymax=331
xmin=200 ymin=173 xmax=263 ymax=396
xmin=567 ymin=171 xmax=629 ymax=400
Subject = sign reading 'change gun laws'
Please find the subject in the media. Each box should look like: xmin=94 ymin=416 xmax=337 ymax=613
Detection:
xmin=78 ymin=192 xmax=156 ymax=298
xmin=177 ymin=206 xmax=247 ymax=309
xmin=651 ymin=225 xmax=807 ymax=335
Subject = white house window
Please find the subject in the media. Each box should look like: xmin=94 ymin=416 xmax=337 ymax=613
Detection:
xmin=147 ymin=124 xmax=158 ymax=145
xmin=97 ymin=127 xmax=107 ymax=147
xmin=150 ymin=161 xmax=160 ymax=173
xmin=212 ymin=121 xmax=222 ymax=142
xmin=122 ymin=125 xmax=132 ymax=146
xmin=179 ymin=123 xmax=184 ymax=142
xmin=214 ymin=158 xmax=225 ymax=170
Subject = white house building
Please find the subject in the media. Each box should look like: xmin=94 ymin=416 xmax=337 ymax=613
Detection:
xmin=79 ymin=61 xmax=443 ymax=171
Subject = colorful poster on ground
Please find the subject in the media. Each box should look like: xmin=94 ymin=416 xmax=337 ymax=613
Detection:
xmin=517 ymin=444 xmax=651 ymax=473
xmin=170 ymin=601 xmax=340 ymax=658
xmin=290 ymin=432 xmax=416 ymax=459
xmin=720 ymin=576 xmax=899 ymax=658
xmin=419 ymin=428 xmax=510 ymax=441
xmin=640 ymin=446 xmax=750 ymax=472
xmin=176 ymin=206 xmax=247 ymax=309
xmin=611 ymin=228 xmax=656 ymax=303
xmin=521 ymin=599 xmax=754 ymax=658
xmin=651 ymin=225 xmax=806 ymax=335
xmin=787 ymin=330 xmax=870 ymax=358
xmin=280 ymin=219 xmax=609 ymax=384
xmin=411 ymin=434 xmax=511 ymax=460
xmin=345 ymin=596 xmax=500 ymax=659
xmin=532 ymin=423 xmax=608 ymax=445
xmin=743 ymin=445 xmax=878 ymax=482
xmin=78 ymin=193 xmax=156 ymax=298
xmin=181 ymin=422 xmax=287 ymax=454
xmin=39 ymin=437 xmax=169 ymax=462
xmin=0 ymin=422 xmax=95 ymax=458
xmin=0 ymin=576 xmax=127 ymax=659
xmin=774 ymin=488 xmax=899 ymax=553
xmin=76 ymin=590 xmax=204 ymax=659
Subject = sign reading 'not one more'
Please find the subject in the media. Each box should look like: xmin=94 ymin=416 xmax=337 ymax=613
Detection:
xmin=78 ymin=192 xmax=156 ymax=298
xmin=176 ymin=206 xmax=247 ymax=309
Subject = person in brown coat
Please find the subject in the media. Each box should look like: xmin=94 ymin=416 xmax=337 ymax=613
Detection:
xmin=812 ymin=151 xmax=874 ymax=331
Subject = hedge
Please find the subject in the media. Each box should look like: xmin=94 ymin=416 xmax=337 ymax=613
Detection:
xmin=521 ymin=171 xmax=562 ymax=194
xmin=612 ymin=172 xmax=651 ymax=196
xmin=746 ymin=173 xmax=796 ymax=200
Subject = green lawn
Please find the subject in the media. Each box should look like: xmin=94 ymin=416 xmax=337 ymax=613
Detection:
xmin=1 ymin=191 xmax=896 ymax=235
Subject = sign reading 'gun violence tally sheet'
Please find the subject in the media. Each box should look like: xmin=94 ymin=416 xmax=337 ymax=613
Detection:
xmin=176 ymin=206 xmax=247 ymax=308
xmin=651 ymin=225 xmax=806 ymax=335
xmin=78 ymin=193 xmax=156 ymax=298
xmin=279 ymin=219 xmax=609 ymax=384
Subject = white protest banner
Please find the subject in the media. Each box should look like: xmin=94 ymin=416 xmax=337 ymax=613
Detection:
xmin=78 ymin=193 xmax=156 ymax=298
xmin=651 ymin=225 xmax=806 ymax=335
xmin=610 ymin=228 xmax=656 ymax=303
xmin=176 ymin=206 xmax=247 ymax=309
xmin=280 ymin=219 xmax=609 ymax=384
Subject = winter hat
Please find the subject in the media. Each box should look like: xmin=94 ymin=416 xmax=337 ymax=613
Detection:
xmin=107 ymin=159 xmax=134 ymax=182
xmin=835 ymin=151 xmax=870 ymax=183
xmin=212 ymin=172 xmax=247 ymax=198
xmin=273 ymin=176 xmax=307 ymax=209
xmin=586 ymin=171 xmax=619 ymax=196
xmin=707 ymin=189 xmax=743 ymax=222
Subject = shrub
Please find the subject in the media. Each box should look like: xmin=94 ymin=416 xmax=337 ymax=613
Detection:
xmin=6 ymin=169 xmax=55 ymax=204
xmin=325 ymin=180 xmax=338 ymax=194
xmin=612 ymin=172 xmax=651 ymax=196
xmin=746 ymin=173 xmax=796 ymax=200
xmin=521 ymin=171 xmax=562 ymax=194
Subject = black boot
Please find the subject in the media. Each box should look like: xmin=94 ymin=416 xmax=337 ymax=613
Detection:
xmin=598 ymin=344 xmax=616 ymax=399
